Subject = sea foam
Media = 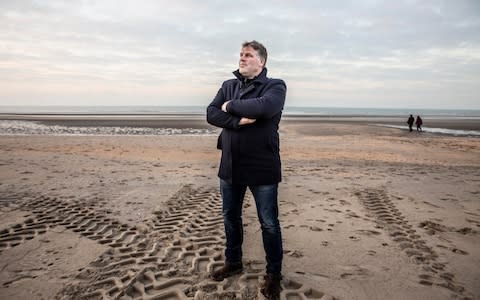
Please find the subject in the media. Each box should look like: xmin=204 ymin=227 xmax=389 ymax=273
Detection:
xmin=0 ymin=120 xmax=217 ymax=136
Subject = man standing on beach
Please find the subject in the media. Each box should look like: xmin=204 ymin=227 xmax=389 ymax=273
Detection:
xmin=407 ymin=114 xmax=415 ymax=132
xmin=206 ymin=40 xmax=286 ymax=299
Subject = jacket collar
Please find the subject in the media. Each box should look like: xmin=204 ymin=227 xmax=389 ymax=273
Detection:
xmin=233 ymin=67 xmax=268 ymax=84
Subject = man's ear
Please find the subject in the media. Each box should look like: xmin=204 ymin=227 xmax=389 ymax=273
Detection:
xmin=259 ymin=58 xmax=265 ymax=67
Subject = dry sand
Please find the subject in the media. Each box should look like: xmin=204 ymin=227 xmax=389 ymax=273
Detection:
xmin=0 ymin=121 xmax=479 ymax=299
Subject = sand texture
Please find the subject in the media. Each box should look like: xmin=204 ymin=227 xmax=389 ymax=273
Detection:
xmin=0 ymin=122 xmax=479 ymax=299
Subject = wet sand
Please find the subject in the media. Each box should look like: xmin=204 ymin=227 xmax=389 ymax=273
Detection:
xmin=0 ymin=118 xmax=479 ymax=299
xmin=2 ymin=113 xmax=480 ymax=130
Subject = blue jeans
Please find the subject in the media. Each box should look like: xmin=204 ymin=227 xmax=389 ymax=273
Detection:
xmin=220 ymin=179 xmax=283 ymax=275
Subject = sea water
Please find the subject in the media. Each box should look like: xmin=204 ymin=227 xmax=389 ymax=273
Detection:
xmin=1 ymin=105 xmax=480 ymax=117
xmin=0 ymin=106 xmax=479 ymax=137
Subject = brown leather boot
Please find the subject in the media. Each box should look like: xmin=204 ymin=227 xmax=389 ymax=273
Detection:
xmin=210 ymin=262 xmax=243 ymax=281
xmin=261 ymin=273 xmax=282 ymax=300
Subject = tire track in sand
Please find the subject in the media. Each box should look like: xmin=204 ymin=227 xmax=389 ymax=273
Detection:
xmin=355 ymin=188 xmax=470 ymax=299
xmin=0 ymin=185 xmax=334 ymax=299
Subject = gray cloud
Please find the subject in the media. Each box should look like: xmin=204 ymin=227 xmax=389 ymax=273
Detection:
xmin=0 ymin=0 xmax=479 ymax=108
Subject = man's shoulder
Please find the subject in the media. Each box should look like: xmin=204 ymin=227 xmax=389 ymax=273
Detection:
xmin=266 ymin=77 xmax=286 ymax=88
xmin=221 ymin=78 xmax=240 ymax=88
xmin=268 ymin=77 xmax=286 ymax=85
xmin=220 ymin=76 xmax=286 ymax=88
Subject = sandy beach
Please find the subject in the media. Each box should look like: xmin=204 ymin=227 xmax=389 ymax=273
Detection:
xmin=0 ymin=117 xmax=479 ymax=299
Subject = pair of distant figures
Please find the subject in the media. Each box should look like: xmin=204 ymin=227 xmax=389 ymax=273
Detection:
xmin=407 ymin=115 xmax=423 ymax=132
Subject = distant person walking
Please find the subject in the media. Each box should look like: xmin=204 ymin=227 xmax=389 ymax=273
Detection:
xmin=407 ymin=114 xmax=414 ymax=132
xmin=416 ymin=115 xmax=423 ymax=132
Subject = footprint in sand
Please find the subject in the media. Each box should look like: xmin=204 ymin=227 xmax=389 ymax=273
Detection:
xmin=355 ymin=229 xmax=381 ymax=236
xmin=346 ymin=212 xmax=361 ymax=219
xmin=339 ymin=265 xmax=371 ymax=279
xmin=284 ymin=250 xmax=304 ymax=258
xmin=456 ymin=227 xmax=476 ymax=234
xmin=451 ymin=248 xmax=469 ymax=255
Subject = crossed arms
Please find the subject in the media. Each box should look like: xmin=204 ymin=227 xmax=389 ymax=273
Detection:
xmin=206 ymin=80 xmax=286 ymax=129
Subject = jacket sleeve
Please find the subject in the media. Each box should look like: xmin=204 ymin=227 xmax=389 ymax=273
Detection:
xmin=206 ymin=84 xmax=241 ymax=129
xmin=226 ymin=80 xmax=286 ymax=119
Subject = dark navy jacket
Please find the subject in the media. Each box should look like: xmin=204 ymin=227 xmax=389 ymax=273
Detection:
xmin=206 ymin=68 xmax=286 ymax=185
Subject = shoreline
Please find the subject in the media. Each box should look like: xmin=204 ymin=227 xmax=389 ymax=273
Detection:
xmin=1 ymin=113 xmax=480 ymax=130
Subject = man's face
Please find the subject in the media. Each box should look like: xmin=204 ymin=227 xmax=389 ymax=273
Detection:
xmin=239 ymin=46 xmax=264 ymax=79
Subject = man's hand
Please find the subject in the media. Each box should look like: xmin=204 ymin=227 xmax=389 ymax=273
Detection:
xmin=221 ymin=101 xmax=255 ymax=125
xmin=239 ymin=117 xmax=256 ymax=125
xmin=221 ymin=100 xmax=231 ymax=112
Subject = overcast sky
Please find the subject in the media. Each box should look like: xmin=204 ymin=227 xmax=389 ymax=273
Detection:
xmin=1 ymin=0 xmax=479 ymax=109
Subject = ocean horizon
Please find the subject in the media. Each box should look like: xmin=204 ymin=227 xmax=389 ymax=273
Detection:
xmin=1 ymin=105 xmax=480 ymax=118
